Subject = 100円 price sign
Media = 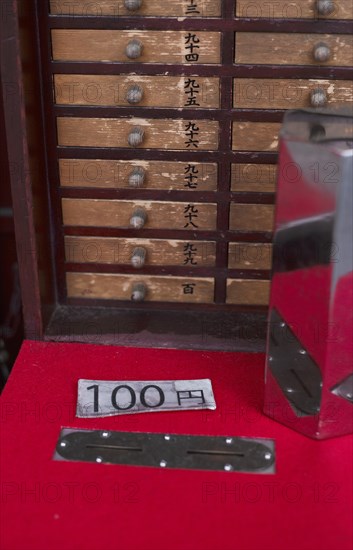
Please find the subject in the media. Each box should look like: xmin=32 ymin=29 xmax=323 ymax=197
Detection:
xmin=77 ymin=378 xmax=216 ymax=418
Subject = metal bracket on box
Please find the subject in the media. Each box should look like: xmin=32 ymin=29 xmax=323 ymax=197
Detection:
xmin=268 ymin=308 xmax=323 ymax=416
xmin=331 ymin=373 xmax=353 ymax=404
xmin=55 ymin=429 xmax=275 ymax=474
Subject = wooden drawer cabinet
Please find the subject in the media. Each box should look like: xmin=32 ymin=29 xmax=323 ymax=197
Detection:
xmin=52 ymin=30 xmax=221 ymax=64
xmin=50 ymin=0 xmax=222 ymax=17
xmin=2 ymin=0 xmax=352 ymax=350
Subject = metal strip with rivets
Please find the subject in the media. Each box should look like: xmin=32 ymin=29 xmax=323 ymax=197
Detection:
xmin=76 ymin=378 xmax=216 ymax=418
xmin=54 ymin=429 xmax=275 ymax=474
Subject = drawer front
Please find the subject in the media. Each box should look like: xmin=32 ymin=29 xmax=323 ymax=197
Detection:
xmin=229 ymin=204 xmax=275 ymax=232
xmin=234 ymin=79 xmax=353 ymax=110
xmin=235 ymin=33 xmax=353 ymax=66
xmin=231 ymin=164 xmax=277 ymax=193
xmin=57 ymin=118 xmax=219 ymax=150
xmin=62 ymin=199 xmax=218 ymax=230
xmin=59 ymin=160 xmax=218 ymax=191
xmin=50 ymin=0 xmax=222 ymax=17
xmin=66 ymin=273 xmax=215 ymax=303
xmin=228 ymin=243 xmax=273 ymax=270
xmin=226 ymin=279 xmax=270 ymax=305
xmin=52 ymin=30 xmax=221 ymax=64
xmin=54 ymin=75 xmax=220 ymax=109
xmin=232 ymin=122 xmax=281 ymax=152
xmin=235 ymin=0 xmax=353 ymax=19
xmin=65 ymin=237 xmax=216 ymax=267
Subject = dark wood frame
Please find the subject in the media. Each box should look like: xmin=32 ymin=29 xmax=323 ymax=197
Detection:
xmin=1 ymin=0 xmax=351 ymax=350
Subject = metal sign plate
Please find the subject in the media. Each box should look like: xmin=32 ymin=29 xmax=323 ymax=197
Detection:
xmin=55 ymin=429 xmax=275 ymax=474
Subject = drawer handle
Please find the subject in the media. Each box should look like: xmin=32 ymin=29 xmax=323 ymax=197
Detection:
xmin=130 ymin=207 xmax=147 ymax=229
xmin=126 ymin=84 xmax=144 ymax=105
xmin=128 ymin=166 xmax=146 ymax=188
xmin=313 ymin=42 xmax=331 ymax=62
xmin=124 ymin=0 xmax=143 ymax=11
xmin=125 ymin=39 xmax=143 ymax=60
xmin=310 ymin=87 xmax=328 ymax=107
xmin=128 ymin=126 xmax=145 ymax=147
xmin=131 ymin=247 xmax=147 ymax=269
xmin=131 ymin=282 xmax=147 ymax=302
xmin=316 ymin=0 xmax=335 ymax=15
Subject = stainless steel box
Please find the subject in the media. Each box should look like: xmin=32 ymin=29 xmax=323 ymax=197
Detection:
xmin=264 ymin=109 xmax=353 ymax=439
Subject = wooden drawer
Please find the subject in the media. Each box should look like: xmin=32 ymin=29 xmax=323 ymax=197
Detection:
xmin=59 ymin=160 xmax=218 ymax=191
xmin=65 ymin=237 xmax=216 ymax=267
xmin=52 ymin=30 xmax=221 ymax=64
xmin=235 ymin=0 xmax=353 ymax=20
xmin=229 ymin=204 xmax=275 ymax=232
xmin=54 ymin=75 xmax=220 ymax=109
xmin=66 ymin=273 xmax=215 ymax=303
xmin=62 ymin=199 xmax=218 ymax=230
xmin=235 ymin=33 xmax=353 ymax=66
xmin=232 ymin=122 xmax=281 ymax=152
xmin=57 ymin=118 xmax=219 ymax=151
xmin=231 ymin=164 xmax=277 ymax=193
xmin=226 ymin=279 xmax=270 ymax=305
xmin=228 ymin=243 xmax=273 ymax=270
xmin=234 ymin=79 xmax=353 ymax=110
xmin=50 ymin=0 xmax=222 ymax=17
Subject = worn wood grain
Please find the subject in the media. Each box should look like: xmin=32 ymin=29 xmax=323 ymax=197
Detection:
xmin=59 ymin=159 xmax=218 ymax=190
xmin=235 ymin=33 xmax=353 ymax=66
xmin=229 ymin=204 xmax=275 ymax=232
xmin=52 ymin=30 xmax=221 ymax=63
xmin=50 ymin=0 xmax=222 ymax=17
xmin=54 ymin=75 xmax=220 ymax=108
xmin=66 ymin=272 xmax=215 ymax=303
xmin=234 ymin=78 xmax=353 ymax=109
xmin=232 ymin=122 xmax=281 ymax=152
xmin=231 ymin=164 xmax=277 ymax=193
xmin=236 ymin=0 xmax=353 ymax=19
xmin=227 ymin=279 xmax=270 ymax=305
xmin=57 ymin=117 xmax=219 ymax=150
xmin=228 ymin=243 xmax=273 ymax=270
xmin=65 ymin=236 xmax=216 ymax=266
xmin=62 ymin=199 xmax=217 ymax=230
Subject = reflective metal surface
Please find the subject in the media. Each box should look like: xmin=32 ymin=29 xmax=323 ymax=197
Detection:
xmin=264 ymin=109 xmax=353 ymax=439
xmin=55 ymin=428 xmax=275 ymax=474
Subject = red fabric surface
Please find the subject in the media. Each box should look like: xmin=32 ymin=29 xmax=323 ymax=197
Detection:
xmin=1 ymin=341 xmax=352 ymax=550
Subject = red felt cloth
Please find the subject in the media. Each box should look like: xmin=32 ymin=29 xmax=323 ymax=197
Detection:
xmin=1 ymin=341 xmax=352 ymax=550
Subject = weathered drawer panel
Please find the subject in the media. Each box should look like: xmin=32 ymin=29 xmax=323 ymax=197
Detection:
xmin=62 ymin=199 xmax=217 ymax=230
xmin=54 ymin=75 xmax=220 ymax=109
xmin=229 ymin=204 xmax=275 ymax=232
xmin=52 ymin=30 xmax=221 ymax=64
xmin=226 ymin=279 xmax=270 ymax=305
xmin=66 ymin=273 xmax=215 ymax=303
xmin=232 ymin=122 xmax=281 ymax=152
xmin=228 ymin=243 xmax=273 ymax=270
xmin=231 ymin=164 xmax=277 ymax=193
xmin=57 ymin=118 xmax=219 ymax=150
xmin=234 ymin=79 xmax=353 ymax=109
xmin=59 ymin=160 xmax=218 ymax=191
xmin=65 ymin=236 xmax=216 ymax=267
xmin=50 ymin=0 xmax=222 ymax=17
xmin=235 ymin=33 xmax=353 ymax=66
xmin=235 ymin=0 xmax=353 ymax=20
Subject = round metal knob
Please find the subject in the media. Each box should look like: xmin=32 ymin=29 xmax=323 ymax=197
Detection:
xmin=317 ymin=0 xmax=335 ymax=15
xmin=131 ymin=247 xmax=147 ymax=269
xmin=128 ymin=126 xmax=144 ymax=147
xmin=130 ymin=207 xmax=147 ymax=229
xmin=124 ymin=0 xmax=143 ymax=11
xmin=310 ymin=87 xmax=328 ymax=107
xmin=126 ymin=84 xmax=144 ymax=105
xmin=131 ymin=282 xmax=147 ymax=302
xmin=313 ymin=42 xmax=331 ymax=62
xmin=128 ymin=166 xmax=146 ymax=188
xmin=125 ymin=39 xmax=143 ymax=60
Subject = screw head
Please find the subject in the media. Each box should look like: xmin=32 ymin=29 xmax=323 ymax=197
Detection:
xmin=96 ymin=457 xmax=103 ymax=463
xmin=101 ymin=431 xmax=111 ymax=438
xmin=226 ymin=437 xmax=233 ymax=445
xmin=164 ymin=435 xmax=171 ymax=441
xmin=160 ymin=460 xmax=167 ymax=468
xmin=224 ymin=464 xmax=233 ymax=472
